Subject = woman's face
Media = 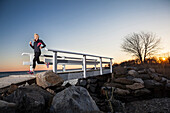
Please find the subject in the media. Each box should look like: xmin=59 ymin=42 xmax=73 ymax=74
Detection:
xmin=34 ymin=35 xmax=39 ymax=41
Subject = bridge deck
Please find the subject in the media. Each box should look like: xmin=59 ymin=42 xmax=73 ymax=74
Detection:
xmin=0 ymin=69 xmax=111 ymax=89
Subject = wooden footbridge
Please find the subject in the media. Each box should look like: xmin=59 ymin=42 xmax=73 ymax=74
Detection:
xmin=0 ymin=48 xmax=113 ymax=89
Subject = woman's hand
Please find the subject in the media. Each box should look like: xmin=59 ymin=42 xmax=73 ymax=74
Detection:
xmin=39 ymin=46 xmax=42 ymax=49
xmin=29 ymin=41 xmax=32 ymax=45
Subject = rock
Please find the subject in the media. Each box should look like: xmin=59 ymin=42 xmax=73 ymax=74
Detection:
xmin=0 ymin=100 xmax=16 ymax=113
xmin=154 ymin=76 xmax=162 ymax=82
xmin=134 ymin=88 xmax=151 ymax=96
xmin=111 ymin=99 xmax=125 ymax=113
xmin=8 ymin=84 xmax=18 ymax=94
xmin=114 ymin=78 xmax=134 ymax=85
xmin=87 ymin=84 xmax=97 ymax=93
xmin=103 ymin=83 xmax=126 ymax=89
xmin=4 ymin=85 xmax=53 ymax=113
xmin=51 ymin=86 xmax=100 ymax=113
xmin=166 ymin=83 xmax=170 ymax=90
xmin=133 ymin=78 xmax=144 ymax=84
xmin=149 ymin=68 xmax=155 ymax=73
xmin=114 ymin=88 xmax=130 ymax=95
xmin=126 ymin=83 xmax=144 ymax=90
xmin=144 ymin=80 xmax=163 ymax=89
xmin=136 ymin=74 xmax=150 ymax=80
xmin=138 ymin=69 xmax=147 ymax=74
xmin=76 ymin=79 xmax=87 ymax=86
xmin=87 ymin=78 xmax=98 ymax=84
xmin=125 ymin=98 xmax=170 ymax=113
xmin=46 ymin=88 xmax=56 ymax=95
xmin=114 ymin=66 xmax=127 ymax=75
xmin=128 ymin=70 xmax=138 ymax=77
xmin=36 ymin=70 xmax=64 ymax=88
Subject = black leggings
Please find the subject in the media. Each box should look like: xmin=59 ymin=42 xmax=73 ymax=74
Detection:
xmin=33 ymin=52 xmax=44 ymax=69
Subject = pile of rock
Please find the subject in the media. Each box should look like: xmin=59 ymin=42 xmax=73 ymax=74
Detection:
xmin=102 ymin=66 xmax=170 ymax=102
xmin=0 ymin=70 xmax=101 ymax=113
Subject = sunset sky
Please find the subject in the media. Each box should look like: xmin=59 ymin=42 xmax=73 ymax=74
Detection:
xmin=0 ymin=0 xmax=170 ymax=72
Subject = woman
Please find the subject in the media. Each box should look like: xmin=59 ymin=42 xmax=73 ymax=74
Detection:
xmin=28 ymin=33 xmax=49 ymax=74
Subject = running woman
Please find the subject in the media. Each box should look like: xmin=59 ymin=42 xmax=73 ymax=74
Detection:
xmin=28 ymin=33 xmax=49 ymax=74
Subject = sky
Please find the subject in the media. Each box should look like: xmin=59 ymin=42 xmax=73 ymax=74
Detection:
xmin=0 ymin=0 xmax=170 ymax=72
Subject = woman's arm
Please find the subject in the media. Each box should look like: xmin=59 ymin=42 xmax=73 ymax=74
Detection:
xmin=41 ymin=40 xmax=46 ymax=48
xmin=29 ymin=41 xmax=34 ymax=49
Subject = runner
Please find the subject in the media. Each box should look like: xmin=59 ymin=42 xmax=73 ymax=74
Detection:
xmin=27 ymin=33 xmax=49 ymax=74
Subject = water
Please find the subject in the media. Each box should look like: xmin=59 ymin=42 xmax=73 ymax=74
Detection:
xmin=0 ymin=68 xmax=83 ymax=78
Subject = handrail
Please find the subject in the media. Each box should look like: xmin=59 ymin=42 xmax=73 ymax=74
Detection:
xmin=45 ymin=48 xmax=113 ymax=59
xmin=45 ymin=48 xmax=113 ymax=78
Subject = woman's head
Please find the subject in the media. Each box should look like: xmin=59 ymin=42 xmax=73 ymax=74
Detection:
xmin=34 ymin=33 xmax=39 ymax=41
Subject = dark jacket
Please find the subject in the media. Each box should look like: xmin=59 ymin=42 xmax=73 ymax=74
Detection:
xmin=30 ymin=39 xmax=46 ymax=53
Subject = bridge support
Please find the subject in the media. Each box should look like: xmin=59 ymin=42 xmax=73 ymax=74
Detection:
xmin=53 ymin=52 xmax=57 ymax=73
xmin=110 ymin=58 xmax=113 ymax=73
xmin=83 ymin=55 xmax=87 ymax=78
xmin=100 ymin=57 xmax=103 ymax=75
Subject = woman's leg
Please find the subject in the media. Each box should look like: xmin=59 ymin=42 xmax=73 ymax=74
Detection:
xmin=37 ymin=52 xmax=45 ymax=64
xmin=33 ymin=52 xmax=39 ymax=69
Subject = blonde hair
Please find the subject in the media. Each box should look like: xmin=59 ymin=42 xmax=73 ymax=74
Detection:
xmin=34 ymin=33 xmax=39 ymax=38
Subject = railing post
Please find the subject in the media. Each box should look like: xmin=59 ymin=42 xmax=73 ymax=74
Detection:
xmin=94 ymin=59 xmax=97 ymax=70
xmin=110 ymin=58 xmax=113 ymax=73
xmin=100 ymin=57 xmax=103 ymax=75
xmin=83 ymin=55 xmax=87 ymax=78
xmin=62 ymin=64 xmax=66 ymax=72
xmin=53 ymin=52 xmax=57 ymax=73
xmin=30 ymin=54 xmax=34 ymax=71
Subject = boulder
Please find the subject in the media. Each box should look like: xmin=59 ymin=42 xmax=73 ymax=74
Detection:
xmin=144 ymin=80 xmax=163 ymax=89
xmin=134 ymin=88 xmax=151 ymax=96
xmin=76 ymin=79 xmax=87 ymax=87
xmin=36 ymin=70 xmax=64 ymax=88
xmin=133 ymin=78 xmax=144 ymax=84
xmin=149 ymin=68 xmax=155 ymax=73
xmin=114 ymin=66 xmax=127 ymax=75
xmin=128 ymin=70 xmax=138 ymax=77
xmin=0 ymin=100 xmax=16 ymax=113
xmin=138 ymin=69 xmax=147 ymax=74
xmin=4 ymin=85 xmax=53 ymax=113
xmin=126 ymin=83 xmax=144 ymax=90
xmin=114 ymin=88 xmax=130 ymax=95
xmin=87 ymin=78 xmax=98 ymax=84
xmin=8 ymin=84 xmax=18 ymax=94
xmin=87 ymin=84 xmax=97 ymax=93
xmin=51 ymin=86 xmax=100 ymax=113
xmin=114 ymin=78 xmax=134 ymax=85
xmin=136 ymin=74 xmax=150 ymax=80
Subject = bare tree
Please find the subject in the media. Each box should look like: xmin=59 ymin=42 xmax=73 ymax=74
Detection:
xmin=121 ymin=32 xmax=161 ymax=63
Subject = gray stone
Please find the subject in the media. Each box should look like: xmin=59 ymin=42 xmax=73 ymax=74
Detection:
xmin=114 ymin=78 xmax=134 ymax=85
xmin=134 ymin=88 xmax=151 ymax=96
xmin=4 ymin=85 xmax=53 ymax=113
xmin=133 ymin=78 xmax=144 ymax=84
xmin=149 ymin=68 xmax=155 ymax=73
xmin=144 ymin=80 xmax=163 ymax=89
xmin=36 ymin=70 xmax=64 ymax=88
xmin=128 ymin=70 xmax=138 ymax=77
xmin=51 ymin=86 xmax=100 ymax=113
xmin=114 ymin=66 xmax=127 ymax=75
xmin=114 ymin=88 xmax=130 ymax=95
xmin=136 ymin=74 xmax=150 ymax=80
xmin=126 ymin=83 xmax=144 ymax=90
xmin=0 ymin=100 xmax=16 ymax=113
xmin=87 ymin=78 xmax=98 ymax=84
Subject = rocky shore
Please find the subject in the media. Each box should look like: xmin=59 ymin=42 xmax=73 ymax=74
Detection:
xmin=0 ymin=66 xmax=170 ymax=113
